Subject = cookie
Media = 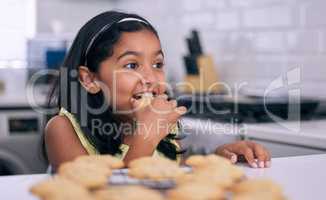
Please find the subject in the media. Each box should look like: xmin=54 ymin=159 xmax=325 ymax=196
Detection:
xmin=30 ymin=176 xmax=94 ymax=200
xmin=74 ymin=155 xmax=124 ymax=169
xmin=94 ymin=186 xmax=164 ymax=200
xmin=185 ymin=154 xmax=231 ymax=168
xmin=128 ymin=156 xmax=185 ymax=180
xmin=232 ymin=179 xmax=284 ymax=198
xmin=206 ymin=164 xmax=245 ymax=181
xmin=186 ymin=155 xmax=244 ymax=181
xmin=58 ymin=161 xmax=111 ymax=189
xmin=167 ymin=182 xmax=225 ymax=200
xmin=176 ymin=171 xmax=234 ymax=189
xmin=137 ymin=92 xmax=154 ymax=108
xmin=233 ymin=192 xmax=286 ymax=200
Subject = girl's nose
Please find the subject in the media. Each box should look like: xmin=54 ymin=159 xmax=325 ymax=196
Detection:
xmin=140 ymin=66 xmax=157 ymax=86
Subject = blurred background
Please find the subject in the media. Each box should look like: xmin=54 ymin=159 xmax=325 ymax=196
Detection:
xmin=1 ymin=0 xmax=326 ymax=175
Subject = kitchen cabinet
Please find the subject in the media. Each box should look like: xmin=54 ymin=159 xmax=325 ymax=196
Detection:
xmin=181 ymin=117 xmax=326 ymax=157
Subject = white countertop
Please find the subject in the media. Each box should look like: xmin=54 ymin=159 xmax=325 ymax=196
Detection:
xmin=243 ymin=154 xmax=326 ymax=200
xmin=1 ymin=154 xmax=325 ymax=200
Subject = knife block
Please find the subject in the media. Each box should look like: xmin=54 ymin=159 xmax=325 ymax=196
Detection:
xmin=178 ymin=55 xmax=222 ymax=94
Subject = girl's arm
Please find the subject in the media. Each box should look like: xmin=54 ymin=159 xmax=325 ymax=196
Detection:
xmin=122 ymin=126 xmax=159 ymax=166
xmin=45 ymin=116 xmax=88 ymax=170
xmin=176 ymin=140 xmax=187 ymax=165
xmin=123 ymin=129 xmax=185 ymax=166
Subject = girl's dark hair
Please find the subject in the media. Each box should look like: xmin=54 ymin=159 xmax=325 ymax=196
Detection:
xmin=43 ymin=11 xmax=184 ymax=162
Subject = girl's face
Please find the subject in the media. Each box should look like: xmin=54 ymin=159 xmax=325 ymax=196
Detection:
xmin=97 ymin=29 xmax=166 ymax=119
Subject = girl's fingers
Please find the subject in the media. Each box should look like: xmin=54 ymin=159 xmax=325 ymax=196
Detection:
xmin=169 ymin=100 xmax=178 ymax=108
xmin=157 ymin=94 xmax=168 ymax=100
xmin=174 ymin=106 xmax=187 ymax=115
xmin=265 ymin=147 xmax=272 ymax=161
xmin=250 ymin=141 xmax=271 ymax=168
xmin=265 ymin=160 xmax=272 ymax=168
xmin=220 ymin=149 xmax=238 ymax=164
xmin=240 ymin=147 xmax=257 ymax=168
xmin=246 ymin=141 xmax=271 ymax=168
xmin=253 ymin=144 xmax=267 ymax=168
xmin=264 ymin=146 xmax=272 ymax=168
xmin=153 ymin=94 xmax=173 ymax=111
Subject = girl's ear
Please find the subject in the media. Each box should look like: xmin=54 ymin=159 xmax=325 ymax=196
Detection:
xmin=78 ymin=66 xmax=101 ymax=94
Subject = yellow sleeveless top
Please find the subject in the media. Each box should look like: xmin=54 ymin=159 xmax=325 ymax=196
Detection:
xmin=58 ymin=107 xmax=181 ymax=162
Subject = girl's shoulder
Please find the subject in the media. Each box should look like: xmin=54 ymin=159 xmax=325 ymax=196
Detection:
xmin=45 ymin=114 xmax=78 ymax=143
xmin=45 ymin=108 xmax=80 ymax=139
xmin=46 ymin=109 xmax=99 ymax=155
xmin=46 ymin=114 xmax=71 ymax=128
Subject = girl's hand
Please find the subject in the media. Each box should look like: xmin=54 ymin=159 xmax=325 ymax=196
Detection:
xmin=215 ymin=141 xmax=271 ymax=168
xmin=130 ymin=94 xmax=187 ymax=146
xmin=123 ymin=94 xmax=186 ymax=166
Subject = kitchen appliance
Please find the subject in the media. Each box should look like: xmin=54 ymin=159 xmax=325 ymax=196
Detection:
xmin=0 ymin=134 xmax=48 ymax=175
xmin=177 ymin=94 xmax=321 ymax=123
xmin=0 ymin=109 xmax=44 ymax=137
xmin=0 ymin=106 xmax=48 ymax=175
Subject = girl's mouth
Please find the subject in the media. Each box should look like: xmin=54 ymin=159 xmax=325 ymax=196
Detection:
xmin=132 ymin=91 xmax=157 ymax=100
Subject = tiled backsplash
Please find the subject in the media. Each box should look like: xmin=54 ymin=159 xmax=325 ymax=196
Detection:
xmin=37 ymin=0 xmax=326 ymax=98
xmin=111 ymin=0 xmax=326 ymax=98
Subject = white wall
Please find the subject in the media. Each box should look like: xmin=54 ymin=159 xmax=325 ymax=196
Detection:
xmin=33 ymin=0 xmax=116 ymax=68
xmin=0 ymin=0 xmax=36 ymax=64
xmin=113 ymin=0 xmax=326 ymax=98
xmin=36 ymin=0 xmax=326 ymax=98
xmin=37 ymin=0 xmax=115 ymax=36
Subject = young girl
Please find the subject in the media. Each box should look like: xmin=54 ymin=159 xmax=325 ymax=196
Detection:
xmin=45 ymin=11 xmax=271 ymax=170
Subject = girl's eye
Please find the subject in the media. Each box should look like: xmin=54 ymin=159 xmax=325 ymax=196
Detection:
xmin=153 ymin=62 xmax=164 ymax=69
xmin=124 ymin=63 xmax=138 ymax=69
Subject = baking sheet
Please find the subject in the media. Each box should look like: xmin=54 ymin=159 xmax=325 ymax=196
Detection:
xmin=109 ymin=167 xmax=192 ymax=190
